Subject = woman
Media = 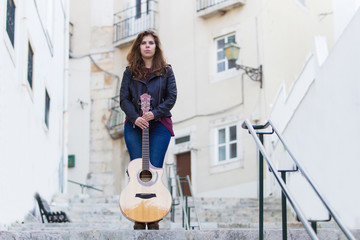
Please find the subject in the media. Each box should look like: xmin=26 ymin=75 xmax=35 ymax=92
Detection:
xmin=119 ymin=30 xmax=177 ymax=230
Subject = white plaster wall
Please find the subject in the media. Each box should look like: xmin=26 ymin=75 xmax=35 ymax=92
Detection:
xmin=0 ymin=0 xmax=69 ymax=225
xmin=332 ymin=0 xmax=360 ymax=41
xmin=67 ymin=0 xmax=92 ymax=195
xmin=67 ymin=58 xmax=91 ymax=195
xmin=269 ymin=7 xmax=360 ymax=229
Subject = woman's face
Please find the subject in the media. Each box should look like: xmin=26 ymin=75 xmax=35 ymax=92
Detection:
xmin=140 ymin=35 xmax=156 ymax=60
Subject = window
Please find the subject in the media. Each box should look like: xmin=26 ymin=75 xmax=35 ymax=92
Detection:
xmin=175 ymin=135 xmax=190 ymax=145
xmin=45 ymin=89 xmax=50 ymax=128
xmin=136 ymin=0 xmax=141 ymax=18
xmin=216 ymin=34 xmax=236 ymax=73
xmin=135 ymin=0 xmax=150 ymax=19
xmin=146 ymin=0 xmax=150 ymax=14
xmin=216 ymin=125 xmax=237 ymax=162
xmin=6 ymin=0 xmax=16 ymax=47
xmin=27 ymin=43 xmax=34 ymax=89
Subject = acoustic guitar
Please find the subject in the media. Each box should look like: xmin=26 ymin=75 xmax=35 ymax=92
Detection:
xmin=119 ymin=93 xmax=172 ymax=223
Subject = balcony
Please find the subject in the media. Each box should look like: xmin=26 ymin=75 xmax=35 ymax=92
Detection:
xmin=106 ymin=95 xmax=126 ymax=139
xmin=196 ymin=0 xmax=245 ymax=19
xmin=113 ymin=0 xmax=158 ymax=48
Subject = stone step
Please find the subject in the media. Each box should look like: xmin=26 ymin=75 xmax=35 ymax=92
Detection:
xmin=7 ymin=219 xmax=341 ymax=233
xmin=2 ymin=228 xmax=358 ymax=240
xmin=49 ymin=196 xmax=303 ymax=228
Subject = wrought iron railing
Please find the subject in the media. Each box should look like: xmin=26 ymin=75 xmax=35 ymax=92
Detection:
xmin=242 ymin=120 xmax=356 ymax=240
xmin=113 ymin=0 xmax=158 ymax=44
xmin=68 ymin=180 xmax=103 ymax=194
xmin=166 ymin=163 xmax=202 ymax=230
xmin=198 ymin=0 xmax=243 ymax=12
xmin=106 ymin=95 xmax=126 ymax=139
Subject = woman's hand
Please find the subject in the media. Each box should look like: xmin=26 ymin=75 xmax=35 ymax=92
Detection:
xmin=135 ymin=117 xmax=149 ymax=130
xmin=142 ymin=112 xmax=155 ymax=122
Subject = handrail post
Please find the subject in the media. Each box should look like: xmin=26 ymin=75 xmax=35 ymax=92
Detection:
xmin=258 ymin=133 xmax=264 ymax=240
xmin=186 ymin=196 xmax=190 ymax=228
xmin=181 ymin=178 xmax=186 ymax=229
xmin=311 ymin=222 xmax=317 ymax=234
xmin=281 ymin=171 xmax=288 ymax=240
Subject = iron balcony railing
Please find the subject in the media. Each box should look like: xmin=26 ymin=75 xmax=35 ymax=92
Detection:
xmin=197 ymin=0 xmax=230 ymax=11
xmin=113 ymin=0 xmax=158 ymax=45
xmin=196 ymin=0 xmax=244 ymax=12
xmin=242 ymin=120 xmax=356 ymax=240
xmin=106 ymin=95 xmax=126 ymax=139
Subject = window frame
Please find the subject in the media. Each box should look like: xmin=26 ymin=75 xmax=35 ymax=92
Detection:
xmin=215 ymin=124 xmax=239 ymax=164
xmin=210 ymin=32 xmax=240 ymax=83
xmin=215 ymin=33 xmax=236 ymax=74
xmin=27 ymin=42 xmax=34 ymax=90
xmin=6 ymin=0 xmax=16 ymax=47
xmin=3 ymin=0 xmax=18 ymax=65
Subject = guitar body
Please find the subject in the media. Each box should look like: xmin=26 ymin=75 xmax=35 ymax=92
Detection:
xmin=119 ymin=158 xmax=172 ymax=223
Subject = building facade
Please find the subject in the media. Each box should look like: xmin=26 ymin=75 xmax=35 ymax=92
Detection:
xmin=68 ymin=0 xmax=334 ymax=198
xmin=0 ymin=0 xmax=69 ymax=225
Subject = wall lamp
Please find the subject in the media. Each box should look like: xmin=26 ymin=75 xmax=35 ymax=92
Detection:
xmin=224 ymin=40 xmax=263 ymax=88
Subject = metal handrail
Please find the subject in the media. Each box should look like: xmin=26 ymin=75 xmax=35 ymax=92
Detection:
xmin=68 ymin=180 xmax=103 ymax=194
xmin=269 ymin=120 xmax=356 ymax=239
xmin=166 ymin=163 xmax=201 ymax=230
xmin=242 ymin=119 xmax=356 ymax=240
xmin=176 ymin=175 xmax=190 ymax=230
xmin=243 ymin=119 xmax=318 ymax=240
xmin=186 ymin=175 xmax=202 ymax=230
xmin=165 ymin=163 xmax=180 ymax=223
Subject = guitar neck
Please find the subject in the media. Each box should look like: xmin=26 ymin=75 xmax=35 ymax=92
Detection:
xmin=142 ymin=128 xmax=150 ymax=170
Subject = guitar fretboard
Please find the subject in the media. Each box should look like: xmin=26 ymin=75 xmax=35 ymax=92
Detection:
xmin=142 ymin=128 xmax=150 ymax=170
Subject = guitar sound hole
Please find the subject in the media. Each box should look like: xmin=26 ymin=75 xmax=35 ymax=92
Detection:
xmin=139 ymin=170 xmax=152 ymax=182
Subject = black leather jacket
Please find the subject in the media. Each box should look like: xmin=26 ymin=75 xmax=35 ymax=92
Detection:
xmin=120 ymin=66 xmax=177 ymax=124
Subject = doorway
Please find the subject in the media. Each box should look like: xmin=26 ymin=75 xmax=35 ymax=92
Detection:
xmin=176 ymin=152 xmax=192 ymax=196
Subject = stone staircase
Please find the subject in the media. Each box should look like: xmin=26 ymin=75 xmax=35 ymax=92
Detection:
xmin=2 ymin=194 xmax=359 ymax=240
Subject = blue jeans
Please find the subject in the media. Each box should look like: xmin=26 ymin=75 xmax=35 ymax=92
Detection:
xmin=124 ymin=121 xmax=171 ymax=168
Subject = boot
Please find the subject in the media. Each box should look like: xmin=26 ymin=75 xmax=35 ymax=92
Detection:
xmin=133 ymin=221 xmax=146 ymax=230
xmin=147 ymin=221 xmax=159 ymax=230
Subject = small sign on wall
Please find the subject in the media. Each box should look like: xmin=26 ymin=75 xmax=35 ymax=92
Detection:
xmin=68 ymin=155 xmax=75 ymax=168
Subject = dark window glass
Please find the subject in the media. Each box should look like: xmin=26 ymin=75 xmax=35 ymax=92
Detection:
xmin=217 ymin=62 xmax=225 ymax=72
xmin=227 ymin=35 xmax=235 ymax=43
xmin=6 ymin=0 xmax=16 ymax=47
xmin=45 ymin=90 xmax=50 ymax=128
xmin=136 ymin=0 xmax=141 ymax=19
xmin=218 ymin=146 xmax=226 ymax=161
xmin=217 ymin=39 xmax=224 ymax=50
xmin=230 ymin=143 xmax=237 ymax=158
xmin=27 ymin=43 xmax=34 ymax=89
xmin=229 ymin=125 xmax=237 ymax=141
xmin=218 ymin=128 xmax=226 ymax=144
xmin=175 ymin=135 xmax=190 ymax=145
xmin=217 ymin=50 xmax=225 ymax=61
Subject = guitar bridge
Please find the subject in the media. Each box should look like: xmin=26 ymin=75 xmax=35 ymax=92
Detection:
xmin=135 ymin=193 xmax=157 ymax=199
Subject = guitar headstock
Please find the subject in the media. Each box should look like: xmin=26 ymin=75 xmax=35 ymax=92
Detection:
xmin=140 ymin=93 xmax=151 ymax=114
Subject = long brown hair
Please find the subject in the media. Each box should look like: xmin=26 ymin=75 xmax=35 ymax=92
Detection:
xmin=127 ymin=30 xmax=168 ymax=80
